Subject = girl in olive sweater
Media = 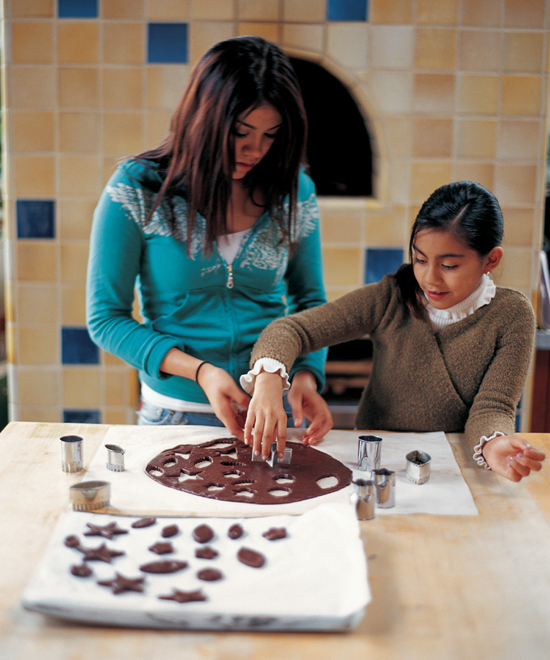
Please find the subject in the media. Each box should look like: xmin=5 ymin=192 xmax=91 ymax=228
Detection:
xmin=242 ymin=181 xmax=545 ymax=482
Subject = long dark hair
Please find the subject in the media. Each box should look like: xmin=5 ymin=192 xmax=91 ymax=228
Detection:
xmin=395 ymin=181 xmax=504 ymax=317
xmin=135 ymin=36 xmax=307 ymax=252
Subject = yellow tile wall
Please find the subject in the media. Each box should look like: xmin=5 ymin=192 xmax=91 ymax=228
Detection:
xmin=1 ymin=0 xmax=547 ymax=430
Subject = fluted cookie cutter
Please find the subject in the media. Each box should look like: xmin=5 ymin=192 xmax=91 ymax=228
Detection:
xmin=351 ymin=478 xmax=376 ymax=520
xmin=405 ymin=450 xmax=431 ymax=485
xmin=357 ymin=434 xmax=382 ymax=473
xmin=252 ymin=441 xmax=293 ymax=467
xmin=105 ymin=444 xmax=125 ymax=472
xmin=60 ymin=435 xmax=83 ymax=473
xmin=70 ymin=480 xmax=111 ymax=511
xmin=373 ymin=468 xmax=396 ymax=508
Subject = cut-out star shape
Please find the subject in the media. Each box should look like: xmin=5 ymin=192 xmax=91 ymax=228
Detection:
xmin=83 ymin=522 xmax=128 ymax=539
xmin=97 ymin=572 xmax=145 ymax=595
xmin=78 ymin=542 xmax=125 ymax=563
xmin=159 ymin=588 xmax=207 ymax=603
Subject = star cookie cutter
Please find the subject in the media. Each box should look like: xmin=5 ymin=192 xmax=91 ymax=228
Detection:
xmin=252 ymin=441 xmax=292 ymax=467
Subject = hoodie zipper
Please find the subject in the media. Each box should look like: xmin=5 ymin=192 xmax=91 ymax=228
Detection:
xmin=226 ymin=264 xmax=234 ymax=289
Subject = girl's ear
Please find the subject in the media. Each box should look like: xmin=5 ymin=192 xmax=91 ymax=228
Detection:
xmin=484 ymin=246 xmax=503 ymax=274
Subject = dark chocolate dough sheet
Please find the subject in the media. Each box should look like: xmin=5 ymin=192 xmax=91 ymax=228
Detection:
xmin=145 ymin=438 xmax=351 ymax=505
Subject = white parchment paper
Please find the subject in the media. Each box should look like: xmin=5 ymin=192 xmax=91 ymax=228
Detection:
xmin=81 ymin=426 xmax=478 ymax=516
xmin=22 ymin=504 xmax=369 ymax=631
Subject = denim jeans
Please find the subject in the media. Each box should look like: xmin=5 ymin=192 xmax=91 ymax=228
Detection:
xmin=136 ymin=398 xmax=297 ymax=427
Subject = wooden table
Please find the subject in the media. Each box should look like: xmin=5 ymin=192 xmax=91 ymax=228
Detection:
xmin=1 ymin=422 xmax=549 ymax=660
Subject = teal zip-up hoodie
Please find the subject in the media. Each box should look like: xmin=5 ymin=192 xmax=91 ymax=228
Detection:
xmin=86 ymin=159 xmax=328 ymax=404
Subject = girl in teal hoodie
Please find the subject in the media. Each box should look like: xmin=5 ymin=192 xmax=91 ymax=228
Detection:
xmin=86 ymin=37 xmax=329 ymax=439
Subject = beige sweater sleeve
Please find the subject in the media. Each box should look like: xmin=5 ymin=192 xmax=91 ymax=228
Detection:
xmin=250 ymin=276 xmax=395 ymax=372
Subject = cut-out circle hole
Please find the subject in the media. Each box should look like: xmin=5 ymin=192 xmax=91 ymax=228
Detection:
xmin=149 ymin=469 xmax=163 ymax=477
xmin=194 ymin=457 xmax=213 ymax=469
xmin=268 ymin=488 xmax=291 ymax=498
xmin=274 ymin=474 xmax=295 ymax=485
xmin=163 ymin=459 xmax=176 ymax=467
xmin=205 ymin=483 xmax=225 ymax=492
xmin=175 ymin=452 xmax=190 ymax=460
xmin=223 ymin=470 xmax=244 ymax=479
xmin=206 ymin=442 xmax=234 ymax=450
xmin=234 ymin=488 xmax=255 ymax=498
xmin=317 ymin=474 xmax=339 ymax=489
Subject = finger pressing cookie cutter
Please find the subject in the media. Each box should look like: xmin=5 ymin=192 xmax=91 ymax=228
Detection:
xmin=70 ymin=480 xmax=111 ymax=511
xmin=405 ymin=450 xmax=431 ymax=485
xmin=105 ymin=444 xmax=125 ymax=472
xmin=252 ymin=442 xmax=293 ymax=467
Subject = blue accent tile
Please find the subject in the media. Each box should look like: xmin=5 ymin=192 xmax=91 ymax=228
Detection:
xmin=148 ymin=23 xmax=188 ymax=63
xmin=16 ymin=200 xmax=55 ymax=239
xmin=365 ymin=248 xmax=404 ymax=284
xmin=63 ymin=409 xmax=101 ymax=424
xmin=327 ymin=0 xmax=368 ymax=21
xmin=62 ymin=328 xmax=99 ymax=365
xmin=58 ymin=0 xmax=98 ymax=18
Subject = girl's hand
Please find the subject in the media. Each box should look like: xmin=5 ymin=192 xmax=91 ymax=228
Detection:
xmin=244 ymin=372 xmax=287 ymax=460
xmin=482 ymin=435 xmax=546 ymax=482
xmin=196 ymin=363 xmax=250 ymax=441
xmin=288 ymin=370 xmax=333 ymax=446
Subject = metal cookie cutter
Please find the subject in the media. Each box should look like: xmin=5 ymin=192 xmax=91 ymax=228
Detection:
xmin=405 ymin=450 xmax=431 ymax=485
xmin=60 ymin=435 xmax=83 ymax=473
xmin=69 ymin=480 xmax=111 ymax=511
xmin=351 ymin=479 xmax=376 ymax=520
xmin=252 ymin=442 xmax=293 ymax=467
xmin=105 ymin=444 xmax=125 ymax=472
xmin=357 ymin=434 xmax=382 ymax=473
xmin=373 ymin=468 xmax=396 ymax=508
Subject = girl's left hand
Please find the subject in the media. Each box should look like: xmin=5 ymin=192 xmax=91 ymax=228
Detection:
xmin=482 ymin=435 xmax=546 ymax=482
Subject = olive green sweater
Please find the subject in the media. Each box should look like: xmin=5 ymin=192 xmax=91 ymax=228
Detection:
xmin=251 ymin=274 xmax=536 ymax=452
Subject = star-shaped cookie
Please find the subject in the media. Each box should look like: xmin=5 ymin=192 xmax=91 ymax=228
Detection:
xmin=83 ymin=522 xmax=128 ymax=540
xmin=98 ymin=572 xmax=145 ymax=594
xmin=79 ymin=542 xmax=125 ymax=563
xmin=159 ymin=588 xmax=207 ymax=603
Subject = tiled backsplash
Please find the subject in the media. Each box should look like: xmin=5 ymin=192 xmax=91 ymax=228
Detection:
xmin=1 ymin=0 xmax=547 ymax=428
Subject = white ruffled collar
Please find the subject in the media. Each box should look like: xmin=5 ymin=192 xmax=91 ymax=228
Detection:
xmin=423 ymin=273 xmax=496 ymax=323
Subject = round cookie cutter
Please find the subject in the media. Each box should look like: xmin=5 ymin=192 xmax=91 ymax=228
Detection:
xmin=351 ymin=478 xmax=375 ymax=520
xmin=70 ymin=480 xmax=111 ymax=511
xmin=405 ymin=450 xmax=431 ymax=485
xmin=357 ymin=434 xmax=382 ymax=473
xmin=60 ymin=435 xmax=83 ymax=473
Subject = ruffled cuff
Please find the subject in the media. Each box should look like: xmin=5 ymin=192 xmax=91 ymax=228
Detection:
xmin=240 ymin=358 xmax=291 ymax=395
xmin=473 ymin=431 xmax=505 ymax=469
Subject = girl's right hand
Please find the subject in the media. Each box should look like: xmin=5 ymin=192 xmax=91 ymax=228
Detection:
xmin=196 ymin=363 xmax=251 ymax=441
xmin=244 ymin=372 xmax=288 ymax=461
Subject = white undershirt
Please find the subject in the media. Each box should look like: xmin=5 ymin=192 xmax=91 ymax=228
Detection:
xmin=140 ymin=228 xmax=252 ymax=413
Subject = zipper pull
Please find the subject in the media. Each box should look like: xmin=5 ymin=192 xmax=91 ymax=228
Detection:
xmin=226 ymin=264 xmax=234 ymax=289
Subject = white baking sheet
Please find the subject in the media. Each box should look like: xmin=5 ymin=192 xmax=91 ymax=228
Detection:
xmin=81 ymin=426 xmax=478 ymax=516
xmin=22 ymin=504 xmax=369 ymax=631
